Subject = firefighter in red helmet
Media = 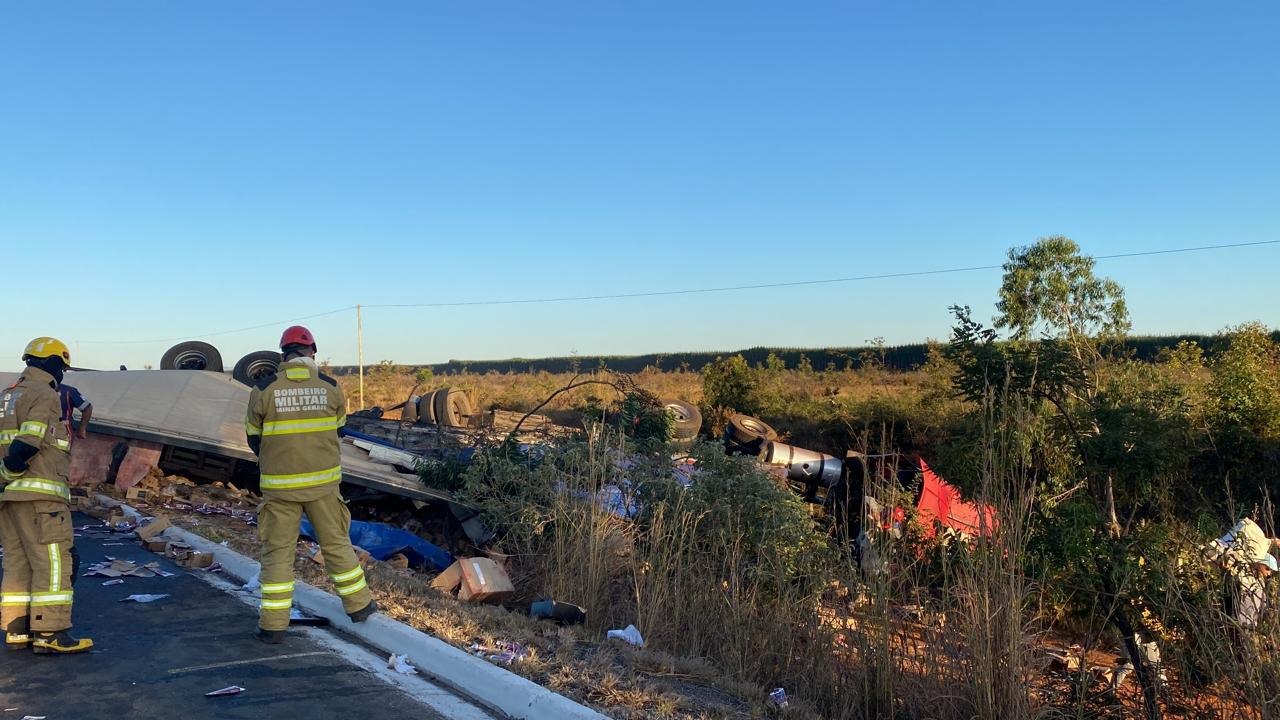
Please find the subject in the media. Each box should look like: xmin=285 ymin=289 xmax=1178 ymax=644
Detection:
xmin=244 ymin=326 xmax=376 ymax=642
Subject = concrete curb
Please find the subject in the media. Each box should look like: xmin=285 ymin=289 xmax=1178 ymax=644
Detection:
xmin=96 ymin=495 xmax=608 ymax=720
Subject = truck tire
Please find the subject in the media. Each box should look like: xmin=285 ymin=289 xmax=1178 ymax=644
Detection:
xmin=416 ymin=391 xmax=438 ymax=425
xmin=725 ymin=413 xmax=778 ymax=445
xmin=434 ymin=388 xmax=473 ymax=427
xmin=670 ymin=436 xmax=696 ymax=451
xmin=232 ymin=351 xmax=281 ymax=386
xmin=161 ymin=341 xmax=224 ymax=372
xmin=663 ymin=400 xmax=702 ymax=439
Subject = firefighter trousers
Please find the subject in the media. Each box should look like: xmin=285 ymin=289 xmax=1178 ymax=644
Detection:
xmin=0 ymin=500 xmax=76 ymax=633
xmin=257 ymin=486 xmax=371 ymax=631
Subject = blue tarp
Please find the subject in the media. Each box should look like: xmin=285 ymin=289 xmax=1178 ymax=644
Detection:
xmin=300 ymin=517 xmax=454 ymax=571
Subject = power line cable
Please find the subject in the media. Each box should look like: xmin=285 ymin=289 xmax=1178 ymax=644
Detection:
xmin=77 ymin=239 xmax=1278 ymax=344
xmin=79 ymin=306 xmax=357 ymax=345
xmin=365 ymin=239 xmax=1280 ymax=309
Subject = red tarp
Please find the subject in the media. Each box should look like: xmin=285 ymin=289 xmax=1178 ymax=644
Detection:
xmin=914 ymin=458 xmax=997 ymax=538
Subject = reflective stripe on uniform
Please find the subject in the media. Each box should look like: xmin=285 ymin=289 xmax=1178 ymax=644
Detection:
xmin=0 ymin=593 xmax=32 ymax=606
xmin=260 ymin=581 xmax=295 ymax=595
xmin=262 ymin=417 xmax=341 ymax=437
xmin=285 ymin=368 xmax=310 ymax=380
xmin=4 ymin=478 xmax=70 ymax=500
xmin=259 ymin=465 xmax=342 ymax=491
xmin=260 ymin=597 xmax=293 ymax=610
xmin=331 ymin=566 xmax=367 ymax=596
xmin=30 ymin=592 xmax=73 ymax=606
xmin=18 ymin=421 xmax=48 ymax=437
xmin=330 ymin=567 xmax=363 ymax=584
xmin=54 ymin=438 xmax=70 ymax=452
xmin=0 ymin=430 xmax=15 ymax=444
xmin=49 ymin=542 xmax=61 ymax=592
xmin=245 ymin=422 xmax=262 ymax=436
xmin=335 ymin=577 xmax=368 ymax=596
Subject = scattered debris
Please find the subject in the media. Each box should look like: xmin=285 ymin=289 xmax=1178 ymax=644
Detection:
xmin=386 ymin=553 xmax=409 ymax=570
xmin=769 ymin=688 xmax=789 ymax=708
xmin=300 ymin=517 xmax=453 ymax=571
xmin=101 ymin=579 xmax=125 ymax=586
xmin=243 ymin=571 xmax=261 ymax=593
xmin=136 ymin=516 xmax=171 ymax=541
xmin=468 ymin=641 xmax=528 ymax=665
xmin=606 ymin=624 xmax=645 ymax=647
xmin=289 ymin=608 xmax=331 ymax=627
xmin=121 ymin=594 xmax=170 ymax=603
xmin=165 ymin=541 xmax=214 ymax=569
xmin=204 ymin=685 xmax=245 ymax=697
xmin=104 ymin=507 xmax=136 ymax=531
xmin=84 ymin=559 xmax=163 ymax=578
xmin=388 ymin=654 xmax=418 ymax=675
xmin=433 ymin=557 xmax=515 ymax=603
xmin=530 ymin=599 xmax=587 ymax=625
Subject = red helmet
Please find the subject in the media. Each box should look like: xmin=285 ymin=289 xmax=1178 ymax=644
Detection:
xmin=279 ymin=325 xmax=317 ymax=350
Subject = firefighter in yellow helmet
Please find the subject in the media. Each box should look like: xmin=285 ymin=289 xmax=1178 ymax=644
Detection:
xmin=246 ymin=326 xmax=376 ymax=642
xmin=0 ymin=337 xmax=93 ymax=653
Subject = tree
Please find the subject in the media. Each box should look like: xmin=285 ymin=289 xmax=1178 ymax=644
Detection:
xmin=949 ymin=237 xmax=1171 ymax=720
xmin=1206 ymin=323 xmax=1280 ymax=514
xmin=995 ymin=235 xmax=1130 ymax=346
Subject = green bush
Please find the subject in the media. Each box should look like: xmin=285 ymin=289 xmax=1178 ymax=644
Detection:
xmin=701 ymin=354 xmax=761 ymax=416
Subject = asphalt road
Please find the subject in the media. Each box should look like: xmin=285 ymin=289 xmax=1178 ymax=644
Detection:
xmin=0 ymin=513 xmax=448 ymax=719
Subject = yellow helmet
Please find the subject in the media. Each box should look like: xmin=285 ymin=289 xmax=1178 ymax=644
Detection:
xmin=22 ymin=337 xmax=71 ymax=365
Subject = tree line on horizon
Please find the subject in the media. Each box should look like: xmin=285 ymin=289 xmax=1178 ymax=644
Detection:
xmin=326 ymin=331 xmax=1278 ymax=377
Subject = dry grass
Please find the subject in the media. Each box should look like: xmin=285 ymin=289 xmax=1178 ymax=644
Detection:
xmin=334 ymin=363 xmax=953 ymax=456
xmin=168 ymin=510 xmax=763 ymax=720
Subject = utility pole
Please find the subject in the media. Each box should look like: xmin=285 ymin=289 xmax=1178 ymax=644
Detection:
xmin=357 ymin=304 xmax=365 ymax=410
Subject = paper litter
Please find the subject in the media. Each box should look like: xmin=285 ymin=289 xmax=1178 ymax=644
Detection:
xmin=388 ymin=654 xmax=418 ymax=675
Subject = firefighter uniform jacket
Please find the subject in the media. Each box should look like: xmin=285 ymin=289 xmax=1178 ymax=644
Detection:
xmin=1 ymin=366 xmax=72 ymax=503
xmin=245 ymin=359 xmax=346 ymax=502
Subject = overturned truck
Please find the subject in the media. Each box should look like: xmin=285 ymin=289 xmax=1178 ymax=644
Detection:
xmin=722 ymin=412 xmax=996 ymax=541
xmin=0 ymin=368 xmax=456 ymax=505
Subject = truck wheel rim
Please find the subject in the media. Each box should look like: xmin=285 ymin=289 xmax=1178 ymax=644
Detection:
xmin=174 ymin=351 xmax=209 ymax=370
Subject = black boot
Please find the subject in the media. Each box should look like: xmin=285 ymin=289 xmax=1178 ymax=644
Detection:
xmin=4 ymin=617 xmax=31 ymax=650
xmin=348 ymin=599 xmax=378 ymax=623
xmin=256 ymin=628 xmax=286 ymax=644
xmin=32 ymin=630 xmax=93 ymax=654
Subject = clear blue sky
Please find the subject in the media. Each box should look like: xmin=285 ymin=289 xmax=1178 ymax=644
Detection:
xmin=2 ymin=2 xmax=1276 ymax=371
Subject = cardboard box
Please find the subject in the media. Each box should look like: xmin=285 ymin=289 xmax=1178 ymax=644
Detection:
xmin=459 ymin=557 xmax=514 ymax=604
xmin=137 ymin=516 xmax=170 ymax=541
xmin=125 ymin=487 xmax=151 ymax=502
xmin=179 ymin=551 xmax=214 ymax=569
xmin=144 ymin=539 xmax=169 ymax=553
xmin=431 ymin=561 xmax=464 ymax=593
xmin=165 ymin=541 xmax=192 ymax=559
xmin=432 ymin=558 xmax=515 ymax=603
xmin=165 ymin=541 xmax=214 ymax=569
